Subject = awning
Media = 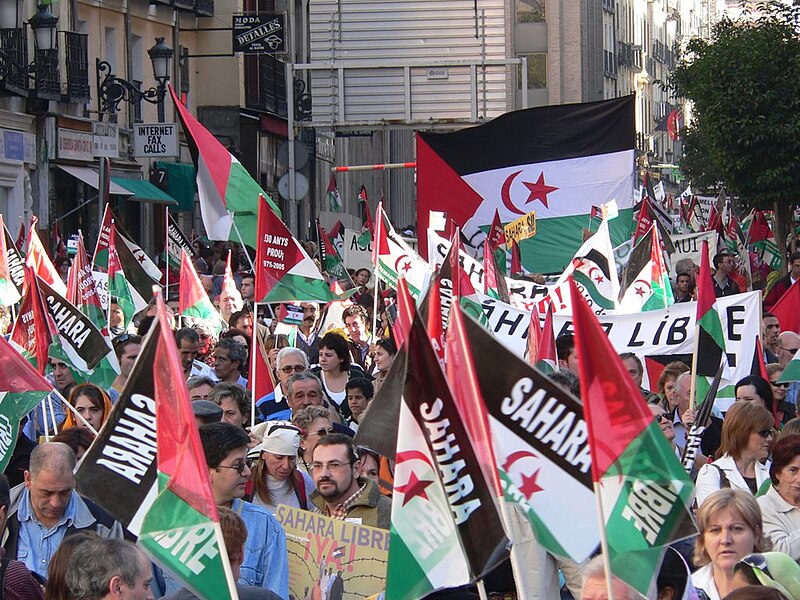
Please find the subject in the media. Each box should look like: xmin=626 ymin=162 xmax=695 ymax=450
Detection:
xmin=57 ymin=165 xmax=133 ymax=196
xmin=111 ymin=177 xmax=178 ymax=205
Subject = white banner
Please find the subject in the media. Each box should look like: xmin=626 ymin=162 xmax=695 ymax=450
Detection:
xmin=343 ymin=228 xmax=372 ymax=272
xmin=479 ymin=291 xmax=760 ymax=400
xmin=427 ymin=230 xmax=550 ymax=306
xmin=668 ymin=230 xmax=717 ymax=278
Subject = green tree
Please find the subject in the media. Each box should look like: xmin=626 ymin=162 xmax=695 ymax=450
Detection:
xmin=671 ymin=1 xmax=800 ymax=256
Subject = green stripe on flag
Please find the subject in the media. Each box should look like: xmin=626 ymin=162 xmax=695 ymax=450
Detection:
xmin=572 ymin=270 xmax=616 ymax=309
xmin=385 ymin=527 xmax=434 ymax=600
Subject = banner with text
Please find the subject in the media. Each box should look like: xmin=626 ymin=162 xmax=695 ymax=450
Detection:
xmin=274 ymin=505 xmax=388 ymax=600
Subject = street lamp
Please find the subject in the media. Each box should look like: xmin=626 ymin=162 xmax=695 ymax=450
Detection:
xmin=96 ymin=37 xmax=173 ymax=123
xmin=28 ymin=3 xmax=57 ymax=51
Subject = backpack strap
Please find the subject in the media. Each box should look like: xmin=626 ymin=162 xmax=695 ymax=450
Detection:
xmin=711 ymin=463 xmax=731 ymax=489
xmin=294 ymin=470 xmax=307 ymax=510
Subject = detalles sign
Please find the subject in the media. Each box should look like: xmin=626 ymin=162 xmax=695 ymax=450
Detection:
xmin=232 ymin=14 xmax=286 ymax=54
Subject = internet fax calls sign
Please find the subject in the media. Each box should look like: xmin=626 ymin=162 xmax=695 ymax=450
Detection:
xmin=232 ymin=14 xmax=286 ymax=54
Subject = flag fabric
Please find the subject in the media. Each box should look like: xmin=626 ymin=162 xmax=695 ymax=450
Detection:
xmin=446 ymin=302 xmax=599 ymax=561
xmin=329 ymin=220 xmax=345 ymax=257
xmin=180 ymin=250 xmax=225 ymax=335
xmin=3 ymin=223 xmax=24 ymax=298
xmin=748 ymin=210 xmax=772 ymax=245
xmin=357 ymin=186 xmax=373 ymax=247
xmin=10 ymin=267 xmax=56 ymax=374
xmin=316 ymin=220 xmax=353 ymax=285
xmin=694 ymin=240 xmax=730 ymax=401
xmin=425 ymin=273 xmax=446 ymax=368
xmin=38 ymin=277 xmax=118 ymax=386
xmin=0 ymin=334 xmax=54 ymax=472
xmin=138 ymin=293 xmax=238 ymax=600
xmin=14 ymin=221 xmax=25 ymax=252
xmin=252 ymin=325 xmax=275 ymax=403
xmin=67 ymin=231 xmax=108 ymax=334
xmin=26 ymin=217 xmax=66 ymax=296
xmin=723 ymin=218 xmax=753 ymax=292
xmin=254 ymin=195 xmax=342 ymax=303
xmin=486 ymin=209 xmax=507 ymax=275
xmin=169 ymin=85 xmax=280 ymax=247
xmin=166 ymin=213 xmax=196 ymax=270
xmin=107 ymin=225 xmax=137 ymax=329
xmin=618 ymin=226 xmax=674 ymax=313
xmin=374 ymin=203 xmax=432 ymax=300
xmin=386 ymin=309 xmax=508 ymax=599
xmin=417 ymin=96 xmax=635 ymax=273
xmin=569 ymin=277 xmax=697 ymax=597
xmin=527 ymin=304 xmax=557 ymax=373
xmin=682 ymin=363 xmax=725 ymax=474
xmin=221 ymin=250 xmax=241 ymax=310
xmin=535 ymin=219 xmax=620 ymax=316
xmin=772 ymin=280 xmax=800 ymax=336
xmin=93 ymin=205 xmax=162 ymax=282
xmin=482 ymin=238 xmax=511 ymax=302
xmin=326 ymin=174 xmax=343 ymax=211
xmin=391 ymin=276 xmax=416 ymax=350
xmin=0 ymin=215 xmax=20 ymax=307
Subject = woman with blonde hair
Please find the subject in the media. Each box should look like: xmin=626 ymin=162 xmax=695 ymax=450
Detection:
xmin=692 ymin=489 xmax=770 ymax=600
xmin=695 ymin=402 xmax=775 ymax=506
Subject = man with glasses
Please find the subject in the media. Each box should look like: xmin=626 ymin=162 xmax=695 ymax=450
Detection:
xmin=778 ymin=331 xmax=800 ymax=413
xmin=308 ymin=433 xmax=391 ymax=529
xmin=199 ymin=422 xmax=288 ymax=598
xmin=256 ymin=347 xmax=309 ymax=422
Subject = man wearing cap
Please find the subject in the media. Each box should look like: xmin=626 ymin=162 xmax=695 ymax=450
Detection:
xmin=249 ymin=421 xmax=315 ymax=514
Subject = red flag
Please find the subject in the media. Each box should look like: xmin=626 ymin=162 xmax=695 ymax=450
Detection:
xmin=526 ymin=307 xmax=542 ymax=366
xmin=372 ymin=201 xmax=389 ymax=267
xmin=14 ymin=221 xmax=25 ymax=251
xmin=392 ymin=276 xmax=415 ymax=349
xmin=426 ymin=273 xmax=445 ymax=368
xmin=359 ymin=186 xmax=373 ymax=236
xmin=632 ymin=199 xmax=654 ymax=245
xmin=66 ymin=231 xmax=108 ymax=335
xmin=10 ymin=267 xmax=56 ymax=374
xmin=748 ymin=210 xmax=773 ymax=245
xmin=252 ymin=329 xmax=275 ymax=404
xmin=771 ymin=279 xmax=800 ymax=334
xmin=666 ymin=108 xmax=682 ymax=141
xmin=486 ymin=209 xmax=505 ymax=254
xmin=26 ymin=216 xmax=65 ymax=295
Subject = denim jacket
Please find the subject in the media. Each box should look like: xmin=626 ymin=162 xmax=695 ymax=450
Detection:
xmin=231 ymin=498 xmax=289 ymax=599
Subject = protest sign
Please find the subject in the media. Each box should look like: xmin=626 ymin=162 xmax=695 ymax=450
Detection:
xmin=343 ymin=228 xmax=372 ymax=272
xmin=274 ymin=505 xmax=388 ymax=600
xmin=668 ymin=231 xmax=717 ymax=277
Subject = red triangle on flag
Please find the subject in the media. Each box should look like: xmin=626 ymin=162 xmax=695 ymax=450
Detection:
xmin=772 ymin=279 xmax=800 ymax=334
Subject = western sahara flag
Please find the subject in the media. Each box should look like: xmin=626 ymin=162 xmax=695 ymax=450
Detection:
xmin=170 ymin=84 xmax=280 ymax=247
xmin=3 ymin=222 xmax=24 ymax=299
xmin=167 ymin=213 xmax=196 ymax=270
xmin=375 ymin=204 xmax=432 ymax=300
xmin=0 ymin=335 xmax=53 ymax=472
xmin=0 ymin=215 xmax=20 ymax=307
xmin=446 ymin=302 xmax=600 ymax=563
xmin=386 ymin=310 xmax=508 ymax=599
xmin=417 ymin=96 xmax=635 ymax=273
xmin=138 ymin=294 xmax=237 ymax=600
xmin=569 ymin=278 xmax=696 ymax=597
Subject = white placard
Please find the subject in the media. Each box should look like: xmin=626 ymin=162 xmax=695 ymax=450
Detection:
xmin=133 ymin=123 xmax=179 ymax=157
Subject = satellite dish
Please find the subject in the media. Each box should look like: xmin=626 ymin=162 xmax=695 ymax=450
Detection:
xmin=278 ymin=171 xmax=309 ymax=201
xmin=277 ymin=140 xmax=309 ymax=170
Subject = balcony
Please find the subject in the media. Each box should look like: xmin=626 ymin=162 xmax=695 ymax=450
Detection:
xmin=602 ymin=0 xmax=615 ymax=12
xmin=0 ymin=27 xmax=29 ymax=95
xmin=245 ymin=54 xmax=287 ymax=119
xmin=603 ymin=50 xmax=616 ymax=78
xmin=63 ymin=31 xmax=89 ymax=102
xmin=196 ymin=0 xmax=214 ymax=16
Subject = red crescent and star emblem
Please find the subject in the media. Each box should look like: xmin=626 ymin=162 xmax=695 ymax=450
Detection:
xmin=633 ymin=279 xmax=652 ymax=297
xmin=587 ymin=266 xmax=605 ymax=285
xmin=500 ymin=171 xmax=559 ymax=216
xmin=395 ymin=450 xmax=436 ymax=507
xmin=503 ymin=450 xmax=545 ymax=499
xmin=393 ymin=254 xmax=412 ymax=275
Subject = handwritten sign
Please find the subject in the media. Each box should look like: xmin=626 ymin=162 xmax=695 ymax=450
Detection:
xmin=274 ymin=505 xmax=388 ymax=600
xmin=503 ymin=211 xmax=536 ymax=244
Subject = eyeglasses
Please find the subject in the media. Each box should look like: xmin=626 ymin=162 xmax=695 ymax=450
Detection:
xmin=310 ymin=461 xmax=354 ymax=472
xmin=307 ymin=427 xmax=334 ymax=437
xmin=280 ymin=365 xmax=306 ymax=374
xmin=216 ymin=461 xmax=249 ymax=475
xmin=786 ymin=348 xmax=800 ymax=356
xmin=771 ymin=381 xmax=790 ymax=388
xmin=756 ymin=428 xmax=776 ymax=439
xmin=653 ymin=413 xmax=670 ymax=424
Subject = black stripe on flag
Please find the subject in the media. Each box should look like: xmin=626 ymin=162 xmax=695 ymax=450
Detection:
xmin=418 ymin=96 xmax=635 ymax=175
xmin=76 ymin=317 xmax=160 ymax=531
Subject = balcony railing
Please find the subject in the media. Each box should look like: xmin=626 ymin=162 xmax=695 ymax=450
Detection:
xmin=34 ymin=48 xmax=60 ymax=100
xmin=0 ymin=27 xmax=29 ymax=94
xmin=245 ymin=54 xmax=287 ymax=119
xmin=64 ymin=31 xmax=89 ymax=101
xmin=196 ymin=0 xmax=214 ymax=16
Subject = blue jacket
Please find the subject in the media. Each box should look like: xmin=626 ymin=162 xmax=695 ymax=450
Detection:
xmin=231 ymin=498 xmax=289 ymax=599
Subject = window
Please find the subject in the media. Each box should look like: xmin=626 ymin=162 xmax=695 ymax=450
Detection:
xmin=517 ymin=53 xmax=547 ymax=89
xmin=516 ymin=0 xmax=545 ymax=23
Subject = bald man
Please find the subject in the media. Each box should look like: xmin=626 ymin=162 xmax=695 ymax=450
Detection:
xmin=3 ymin=442 xmax=124 ymax=579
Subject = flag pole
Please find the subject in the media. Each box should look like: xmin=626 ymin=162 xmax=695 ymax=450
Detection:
xmin=688 ymin=322 xmax=700 ymax=412
xmin=250 ymin=301 xmax=258 ymax=429
xmin=228 ymin=211 xmax=257 ymax=273
xmin=371 ymin=205 xmax=382 ymax=338
xmin=46 ymin=392 xmax=59 ymax=437
xmin=164 ymin=205 xmax=170 ymax=305
xmin=593 ymin=481 xmax=617 ymax=600
xmin=40 ymin=400 xmax=50 ymax=442
xmin=475 ymin=580 xmax=489 ymax=600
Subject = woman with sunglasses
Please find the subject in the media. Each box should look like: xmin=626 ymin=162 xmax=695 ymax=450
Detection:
xmin=292 ymin=405 xmax=334 ymax=474
xmin=695 ymin=402 xmax=776 ymax=507
xmin=766 ymin=365 xmax=795 ymax=426
xmin=758 ymin=435 xmax=800 ymax=561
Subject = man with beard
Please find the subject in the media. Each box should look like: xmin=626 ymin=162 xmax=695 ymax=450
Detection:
xmin=308 ymin=433 xmax=390 ymax=529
